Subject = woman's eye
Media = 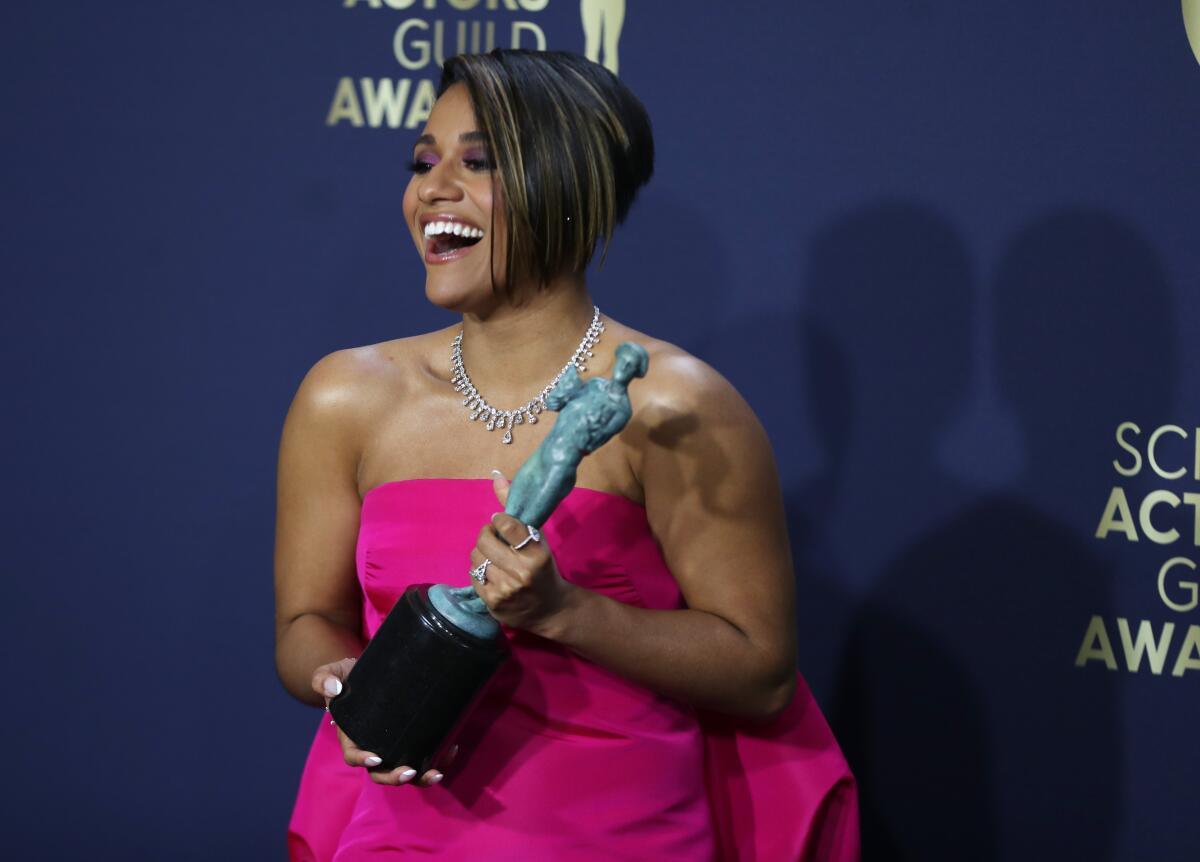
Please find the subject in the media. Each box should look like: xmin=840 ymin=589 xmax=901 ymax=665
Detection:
xmin=463 ymin=158 xmax=494 ymax=172
xmin=407 ymin=159 xmax=434 ymax=174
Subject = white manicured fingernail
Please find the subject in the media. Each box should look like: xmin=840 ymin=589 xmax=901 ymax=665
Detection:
xmin=491 ymin=469 xmax=503 ymax=479
xmin=323 ymin=678 xmax=342 ymax=697
xmin=364 ymin=755 xmax=382 ymax=767
xmin=428 ymin=772 xmax=444 ymax=784
xmin=399 ymin=768 xmax=417 ymax=781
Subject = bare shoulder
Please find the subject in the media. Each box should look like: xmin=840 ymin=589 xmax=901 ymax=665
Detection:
xmin=278 ymin=327 xmax=458 ymax=492
xmin=286 ymin=327 xmax=456 ymax=433
xmin=604 ymin=320 xmax=757 ymax=428
xmin=602 ymin=320 xmax=772 ymax=490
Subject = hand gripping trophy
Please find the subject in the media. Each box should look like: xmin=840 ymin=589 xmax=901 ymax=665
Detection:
xmin=329 ymin=342 xmax=650 ymax=772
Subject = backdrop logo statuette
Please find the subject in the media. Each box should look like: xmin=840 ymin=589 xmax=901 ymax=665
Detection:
xmin=1186 ymin=0 xmax=1200 ymax=66
xmin=581 ymin=0 xmax=625 ymax=74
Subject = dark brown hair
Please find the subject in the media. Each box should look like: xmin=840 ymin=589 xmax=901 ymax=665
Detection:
xmin=439 ymin=50 xmax=654 ymax=292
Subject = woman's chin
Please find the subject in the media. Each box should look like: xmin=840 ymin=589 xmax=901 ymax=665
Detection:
xmin=424 ymin=276 xmax=492 ymax=314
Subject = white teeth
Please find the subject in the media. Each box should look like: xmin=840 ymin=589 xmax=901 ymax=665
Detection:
xmin=423 ymin=221 xmax=483 ymax=238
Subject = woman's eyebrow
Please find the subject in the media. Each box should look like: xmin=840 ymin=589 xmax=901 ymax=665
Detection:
xmin=413 ymin=131 xmax=486 ymax=147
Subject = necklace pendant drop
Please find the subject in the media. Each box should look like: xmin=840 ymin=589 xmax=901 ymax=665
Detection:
xmin=450 ymin=306 xmax=602 ymax=445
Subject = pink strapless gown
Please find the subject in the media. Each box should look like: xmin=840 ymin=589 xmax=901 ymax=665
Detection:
xmin=288 ymin=479 xmax=859 ymax=861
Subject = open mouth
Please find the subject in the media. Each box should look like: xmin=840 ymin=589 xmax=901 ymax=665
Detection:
xmin=423 ymin=220 xmax=484 ymax=260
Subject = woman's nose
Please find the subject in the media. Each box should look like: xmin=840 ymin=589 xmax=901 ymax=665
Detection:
xmin=417 ymin=161 xmax=462 ymax=205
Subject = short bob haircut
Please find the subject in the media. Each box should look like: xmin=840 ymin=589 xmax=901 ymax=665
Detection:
xmin=439 ymin=49 xmax=654 ymax=292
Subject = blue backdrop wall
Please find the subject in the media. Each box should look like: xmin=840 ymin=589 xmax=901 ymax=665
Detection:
xmin=4 ymin=2 xmax=1199 ymax=859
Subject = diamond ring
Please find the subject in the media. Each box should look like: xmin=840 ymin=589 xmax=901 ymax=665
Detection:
xmin=470 ymin=559 xmax=492 ymax=584
xmin=512 ymin=525 xmax=542 ymax=551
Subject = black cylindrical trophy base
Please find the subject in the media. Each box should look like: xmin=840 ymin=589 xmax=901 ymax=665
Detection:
xmin=328 ymin=584 xmax=510 ymax=773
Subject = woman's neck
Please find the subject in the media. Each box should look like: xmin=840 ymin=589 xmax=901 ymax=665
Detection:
xmin=455 ymin=273 xmax=597 ymax=404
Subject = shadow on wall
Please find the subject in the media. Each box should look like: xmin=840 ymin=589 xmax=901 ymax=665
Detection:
xmin=829 ymin=208 xmax=1173 ymax=861
xmin=683 ymin=202 xmax=977 ymax=732
xmin=790 ymin=203 xmax=988 ymax=859
xmin=796 ymin=202 xmax=977 ymax=705
xmin=596 ymin=188 xmax=730 ymax=353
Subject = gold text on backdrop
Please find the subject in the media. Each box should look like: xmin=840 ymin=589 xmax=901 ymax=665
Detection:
xmin=1077 ymin=421 xmax=1200 ymax=677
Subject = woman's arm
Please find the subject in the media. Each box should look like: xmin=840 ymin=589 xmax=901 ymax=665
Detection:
xmin=476 ymin=352 xmax=799 ymax=720
xmin=275 ymin=349 xmax=450 ymax=787
xmin=274 ymin=351 xmax=369 ymax=707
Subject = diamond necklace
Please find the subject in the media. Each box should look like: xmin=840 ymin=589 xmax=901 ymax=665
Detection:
xmin=451 ymin=305 xmax=603 ymax=444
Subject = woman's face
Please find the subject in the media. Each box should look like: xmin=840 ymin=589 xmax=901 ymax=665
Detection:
xmin=402 ymin=83 xmax=506 ymax=313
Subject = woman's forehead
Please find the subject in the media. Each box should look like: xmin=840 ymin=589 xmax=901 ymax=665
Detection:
xmin=423 ymin=84 xmax=477 ymax=136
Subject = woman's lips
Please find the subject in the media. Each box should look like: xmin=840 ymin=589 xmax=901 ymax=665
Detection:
xmin=424 ymin=236 xmax=480 ymax=264
xmin=421 ymin=217 xmax=484 ymax=265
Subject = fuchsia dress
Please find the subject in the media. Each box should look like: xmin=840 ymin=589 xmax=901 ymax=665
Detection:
xmin=288 ymin=479 xmax=859 ymax=861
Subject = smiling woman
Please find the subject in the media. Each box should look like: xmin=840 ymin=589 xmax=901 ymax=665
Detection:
xmin=275 ymin=49 xmax=858 ymax=861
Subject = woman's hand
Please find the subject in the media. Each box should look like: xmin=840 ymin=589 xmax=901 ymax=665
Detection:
xmin=469 ymin=471 xmax=578 ymax=637
xmin=311 ymin=657 xmax=449 ymax=787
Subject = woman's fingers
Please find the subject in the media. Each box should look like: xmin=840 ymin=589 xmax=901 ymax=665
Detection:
xmin=366 ymin=765 xmax=443 ymax=786
xmin=320 ymin=657 xmax=455 ymax=789
xmin=469 ymin=547 xmax=517 ymax=606
xmin=359 ymin=745 xmax=457 ymax=786
xmin=490 ymin=512 xmax=532 ymax=548
xmin=311 ymin=656 xmax=357 ymax=707
xmin=316 ymin=672 xmax=342 ymax=707
xmin=311 ymin=669 xmax=336 ymax=703
xmin=471 ymin=513 xmax=571 ymax=635
xmin=491 ymin=468 xmax=510 ymax=506
xmin=368 ymin=765 xmax=420 ymax=785
xmin=335 ymin=731 xmax=430 ymax=786
xmin=478 ymin=523 xmax=542 ymax=573
xmin=335 ymin=727 xmax=381 ymax=768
